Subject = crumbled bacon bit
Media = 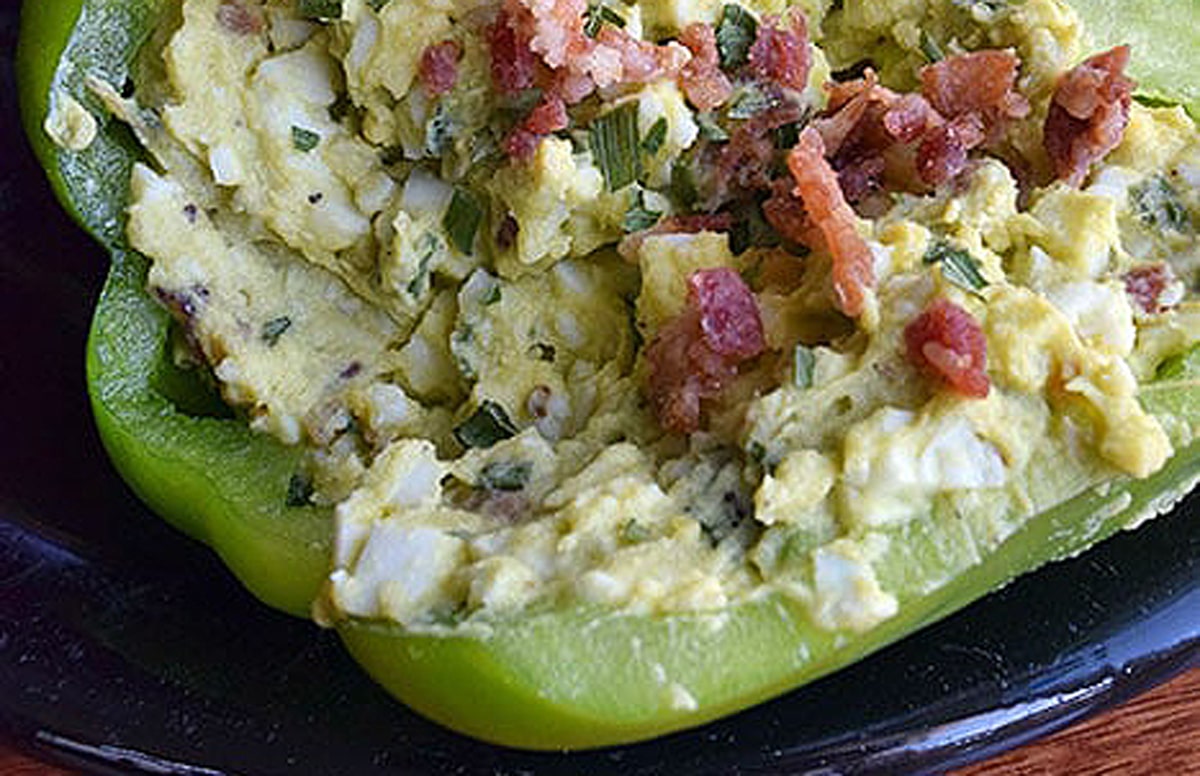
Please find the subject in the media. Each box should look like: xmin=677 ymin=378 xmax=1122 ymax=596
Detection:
xmin=419 ymin=41 xmax=463 ymax=97
xmin=488 ymin=9 xmax=539 ymax=95
xmin=646 ymin=269 xmax=765 ymax=434
xmin=916 ymin=113 xmax=986 ymax=187
xmin=216 ymin=0 xmax=264 ymax=35
xmin=1124 ymin=263 xmax=1177 ymax=314
xmin=509 ymin=0 xmax=588 ymax=69
xmin=920 ymin=50 xmax=1030 ymax=142
xmin=747 ymin=12 xmax=812 ymax=93
xmin=503 ymin=93 xmax=569 ymax=160
xmin=762 ymin=177 xmax=815 ymax=245
xmin=786 ymin=128 xmax=876 ymax=317
xmin=679 ymin=23 xmax=732 ymax=111
xmin=1044 ymin=46 xmax=1135 ymax=187
xmin=712 ymin=102 xmax=803 ymax=203
xmin=597 ymin=26 xmax=690 ymax=85
xmin=814 ymin=72 xmax=938 ymax=199
xmin=904 ymin=298 xmax=990 ymax=398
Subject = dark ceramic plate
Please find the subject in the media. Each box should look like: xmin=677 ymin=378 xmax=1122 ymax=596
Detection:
xmin=2 ymin=6 xmax=1198 ymax=774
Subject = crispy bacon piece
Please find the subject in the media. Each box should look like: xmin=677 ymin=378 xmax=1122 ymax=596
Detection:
xmin=419 ymin=41 xmax=463 ymax=97
xmin=916 ymin=113 xmax=986 ymax=186
xmin=1124 ymin=263 xmax=1177 ymax=315
xmin=503 ymin=93 xmax=569 ymax=160
xmin=646 ymin=269 xmax=765 ymax=434
xmin=712 ymin=102 xmax=805 ymax=203
xmin=815 ymin=72 xmax=940 ymax=199
xmin=216 ymin=1 xmax=264 ymax=35
xmin=747 ymin=12 xmax=812 ymax=92
xmin=1045 ymin=45 xmax=1135 ymax=186
xmin=904 ymin=298 xmax=990 ymax=398
xmin=488 ymin=9 xmax=540 ymax=95
xmin=679 ymin=23 xmax=732 ymax=111
xmin=920 ymin=50 xmax=1030 ymax=140
xmin=786 ymin=128 xmax=876 ymax=317
xmin=597 ymin=25 xmax=690 ymax=84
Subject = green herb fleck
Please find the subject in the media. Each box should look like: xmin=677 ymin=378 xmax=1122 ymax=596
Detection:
xmin=696 ymin=112 xmax=730 ymax=142
xmin=479 ymin=461 xmax=532 ymax=491
xmin=590 ymin=103 xmax=642 ymax=191
xmin=285 ymin=473 xmax=314 ymax=507
xmin=919 ymin=31 xmax=944 ymax=62
xmin=298 ymin=0 xmax=342 ymax=19
xmin=715 ymin=4 xmax=758 ymax=70
xmin=793 ymin=345 xmax=815 ymax=389
xmin=642 ymin=117 xmax=668 ymax=156
xmin=773 ymin=121 xmax=802 ymax=149
xmin=747 ymin=441 xmax=767 ymax=463
xmin=261 ymin=316 xmax=292 ymax=347
xmin=670 ymin=158 xmax=700 ymax=208
xmin=1133 ymin=94 xmax=1182 ymax=110
xmin=367 ymin=0 xmax=390 ymax=9
xmin=1132 ymin=175 xmax=1192 ymax=233
xmin=454 ymin=400 xmax=519 ymax=449
xmin=584 ymin=3 xmax=626 ymax=37
xmin=623 ymin=190 xmax=663 ymax=233
xmin=924 ymin=241 xmax=988 ymax=293
xmin=482 ymin=284 xmax=502 ymax=306
xmin=621 ymin=519 xmax=650 ymax=543
xmin=405 ymin=233 xmax=440 ymax=298
xmin=728 ymin=85 xmax=779 ymax=119
xmin=291 ymin=126 xmax=321 ymax=153
xmin=443 ymin=188 xmax=484 ymax=255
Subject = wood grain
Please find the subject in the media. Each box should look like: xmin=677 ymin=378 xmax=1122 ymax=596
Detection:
xmin=2 ymin=667 xmax=1198 ymax=774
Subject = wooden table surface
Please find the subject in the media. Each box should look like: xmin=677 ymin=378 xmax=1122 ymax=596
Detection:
xmin=2 ymin=666 xmax=1197 ymax=775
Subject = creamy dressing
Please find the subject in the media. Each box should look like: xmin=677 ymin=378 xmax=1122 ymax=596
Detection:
xmin=82 ymin=0 xmax=1200 ymax=635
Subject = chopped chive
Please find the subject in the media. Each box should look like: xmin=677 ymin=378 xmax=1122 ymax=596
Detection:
xmin=297 ymin=0 xmax=342 ymax=19
xmin=584 ymin=3 xmax=626 ymax=37
xmin=1132 ymin=175 xmax=1192 ymax=233
xmin=715 ymin=4 xmax=758 ymax=70
xmin=642 ymin=117 xmax=668 ymax=156
xmin=919 ymin=31 xmax=944 ymax=63
xmin=696 ymin=112 xmax=730 ymax=142
xmin=479 ymin=461 xmax=532 ymax=491
xmin=482 ymin=284 xmax=502 ymax=305
xmin=1133 ymin=93 xmax=1182 ymax=110
xmin=291 ymin=126 xmax=321 ymax=152
xmin=261 ymin=316 xmax=292 ymax=347
xmin=924 ymin=241 xmax=988 ymax=293
xmin=670 ymin=158 xmax=700 ymax=208
xmin=793 ymin=345 xmax=815 ymax=389
xmin=454 ymin=400 xmax=519 ymax=449
xmin=622 ymin=190 xmax=663 ymax=233
xmin=590 ymin=103 xmax=642 ymax=192
xmin=728 ymin=85 xmax=779 ymax=119
xmin=443 ymin=188 xmax=484 ymax=255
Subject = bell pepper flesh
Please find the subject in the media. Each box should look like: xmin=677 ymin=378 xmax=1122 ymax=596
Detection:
xmin=17 ymin=0 xmax=1200 ymax=750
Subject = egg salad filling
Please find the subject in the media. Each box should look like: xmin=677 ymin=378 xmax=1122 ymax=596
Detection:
xmin=81 ymin=0 xmax=1200 ymax=633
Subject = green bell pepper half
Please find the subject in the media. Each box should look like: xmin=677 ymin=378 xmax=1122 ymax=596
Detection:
xmin=18 ymin=0 xmax=1200 ymax=750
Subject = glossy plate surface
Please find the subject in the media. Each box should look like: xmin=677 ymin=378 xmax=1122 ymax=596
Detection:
xmin=1 ymin=5 xmax=1198 ymax=773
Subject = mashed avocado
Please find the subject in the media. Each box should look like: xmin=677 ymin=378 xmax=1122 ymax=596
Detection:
xmin=86 ymin=0 xmax=1199 ymax=635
